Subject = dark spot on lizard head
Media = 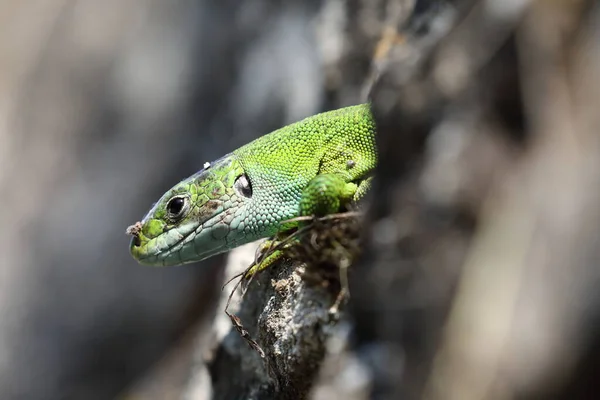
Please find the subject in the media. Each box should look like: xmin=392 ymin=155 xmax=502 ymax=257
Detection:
xmin=207 ymin=200 xmax=220 ymax=210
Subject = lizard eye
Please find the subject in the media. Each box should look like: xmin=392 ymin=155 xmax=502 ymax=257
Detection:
xmin=234 ymin=174 xmax=252 ymax=198
xmin=166 ymin=196 xmax=189 ymax=220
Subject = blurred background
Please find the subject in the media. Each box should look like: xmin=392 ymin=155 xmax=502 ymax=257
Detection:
xmin=1 ymin=0 xmax=599 ymax=399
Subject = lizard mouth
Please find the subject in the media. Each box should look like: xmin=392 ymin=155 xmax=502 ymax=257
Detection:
xmin=130 ymin=212 xmax=228 ymax=266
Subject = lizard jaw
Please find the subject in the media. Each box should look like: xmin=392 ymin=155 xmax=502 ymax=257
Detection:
xmin=130 ymin=213 xmax=235 ymax=266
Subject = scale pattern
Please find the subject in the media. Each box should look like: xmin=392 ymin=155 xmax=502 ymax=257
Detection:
xmin=233 ymin=104 xmax=376 ymax=236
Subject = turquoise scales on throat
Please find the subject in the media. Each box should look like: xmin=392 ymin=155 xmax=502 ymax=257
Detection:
xmin=127 ymin=104 xmax=377 ymax=272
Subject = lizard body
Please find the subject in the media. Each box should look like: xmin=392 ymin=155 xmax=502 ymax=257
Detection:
xmin=128 ymin=104 xmax=376 ymax=269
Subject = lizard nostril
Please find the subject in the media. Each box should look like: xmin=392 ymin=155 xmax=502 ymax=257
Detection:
xmin=131 ymin=236 xmax=141 ymax=247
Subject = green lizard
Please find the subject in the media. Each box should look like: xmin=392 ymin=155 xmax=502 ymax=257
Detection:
xmin=127 ymin=104 xmax=376 ymax=275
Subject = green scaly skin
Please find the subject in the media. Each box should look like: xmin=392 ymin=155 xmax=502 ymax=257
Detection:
xmin=128 ymin=104 xmax=377 ymax=274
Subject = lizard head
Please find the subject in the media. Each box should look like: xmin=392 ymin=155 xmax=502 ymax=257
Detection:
xmin=127 ymin=154 xmax=253 ymax=266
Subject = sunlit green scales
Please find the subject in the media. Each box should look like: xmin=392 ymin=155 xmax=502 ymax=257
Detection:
xmin=128 ymin=104 xmax=377 ymax=270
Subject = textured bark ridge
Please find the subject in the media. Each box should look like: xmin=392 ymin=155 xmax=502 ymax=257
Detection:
xmin=181 ymin=210 xmax=364 ymax=399
xmin=181 ymin=241 xmax=344 ymax=400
